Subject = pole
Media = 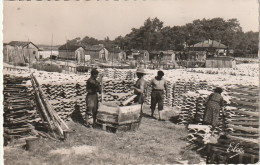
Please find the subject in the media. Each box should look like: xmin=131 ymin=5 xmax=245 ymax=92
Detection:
xmin=217 ymin=40 xmax=221 ymax=57
xmin=51 ymin=33 xmax=53 ymax=65
xmin=112 ymin=45 xmax=114 ymax=68
xmin=28 ymin=39 xmax=30 ymax=72
xmin=84 ymin=53 xmax=85 ymax=75
xmin=65 ymin=37 xmax=68 ymax=74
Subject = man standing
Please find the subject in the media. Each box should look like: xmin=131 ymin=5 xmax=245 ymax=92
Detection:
xmin=132 ymin=68 xmax=147 ymax=105
xmin=150 ymin=70 xmax=167 ymax=120
xmin=86 ymin=68 xmax=102 ymax=127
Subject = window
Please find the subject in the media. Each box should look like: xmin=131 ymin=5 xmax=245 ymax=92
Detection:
xmin=33 ymin=51 xmax=36 ymax=54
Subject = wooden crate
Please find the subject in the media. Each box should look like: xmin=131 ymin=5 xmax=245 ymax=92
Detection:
xmin=96 ymin=103 xmax=142 ymax=133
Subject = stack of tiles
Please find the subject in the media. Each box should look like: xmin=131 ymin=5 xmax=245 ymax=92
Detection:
xmin=187 ymin=124 xmax=212 ymax=144
xmin=173 ymin=79 xmax=186 ymax=108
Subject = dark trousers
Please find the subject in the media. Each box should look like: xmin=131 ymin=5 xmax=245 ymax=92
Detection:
xmin=150 ymin=90 xmax=164 ymax=114
xmin=86 ymin=94 xmax=98 ymax=122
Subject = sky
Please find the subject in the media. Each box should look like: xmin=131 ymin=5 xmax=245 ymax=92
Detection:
xmin=3 ymin=0 xmax=259 ymax=45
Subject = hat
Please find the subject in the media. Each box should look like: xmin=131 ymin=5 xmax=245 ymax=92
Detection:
xmin=136 ymin=68 xmax=146 ymax=74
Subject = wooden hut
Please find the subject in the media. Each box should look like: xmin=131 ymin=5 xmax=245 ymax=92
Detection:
xmin=206 ymin=56 xmax=236 ymax=68
xmin=189 ymin=39 xmax=228 ymax=57
xmin=58 ymin=44 xmax=85 ymax=61
xmin=4 ymin=41 xmax=39 ymax=64
xmin=85 ymin=44 xmax=109 ymax=61
xmin=131 ymin=49 xmax=149 ymax=62
xmin=107 ymin=47 xmax=126 ymax=61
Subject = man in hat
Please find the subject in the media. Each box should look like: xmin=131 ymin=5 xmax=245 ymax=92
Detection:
xmin=85 ymin=68 xmax=102 ymax=127
xmin=150 ymin=70 xmax=168 ymax=120
xmin=132 ymin=68 xmax=147 ymax=106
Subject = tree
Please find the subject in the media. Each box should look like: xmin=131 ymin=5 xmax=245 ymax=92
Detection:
xmin=66 ymin=37 xmax=81 ymax=45
xmin=81 ymin=36 xmax=99 ymax=45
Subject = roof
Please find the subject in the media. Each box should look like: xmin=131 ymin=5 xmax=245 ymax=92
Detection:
xmin=58 ymin=44 xmax=83 ymax=51
xmin=131 ymin=49 xmax=148 ymax=54
xmin=159 ymin=50 xmax=175 ymax=55
xmin=149 ymin=50 xmax=160 ymax=54
xmin=106 ymin=47 xmax=123 ymax=53
xmin=207 ymin=56 xmax=235 ymax=61
xmin=149 ymin=50 xmax=174 ymax=55
xmin=191 ymin=40 xmax=227 ymax=49
xmin=38 ymin=45 xmax=60 ymax=51
xmin=85 ymin=45 xmax=104 ymax=51
xmin=8 ymin=41 xmax=39 ymax=49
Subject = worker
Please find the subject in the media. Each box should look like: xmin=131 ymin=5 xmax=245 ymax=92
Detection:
xmin=132 ymin=68 xmax=147 ymax=111
xmin=85 ymin=68 xmax=102 ymax=127
xmin=150 ymin=70 xmax=168 ymax=120
xmin=203 ymin=87 xmax=224 ymax=132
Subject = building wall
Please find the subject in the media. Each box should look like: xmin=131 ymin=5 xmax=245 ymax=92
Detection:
xmin=38 ymin=50 xmax=59 ymax=59
xmin=22 ymin=44 xmax=38 ymax=63
xmin=99 ymin=48 xmax=109 ymax=61
xmin=162 ymin=54 xmax=172 ymax=61
xmin=3 ymin=44 xmax=38 ymax=64
xmin=206 ymin=59 xmax=236 ymax=68
xmin=75 ymin=47 xmax=85 ymax=63
xmin=85 ymin=50 xmax=100 ymax=60
xmin=59 ymin=50 xmax=76 ymax=60
xmin=85 ymin=48 xmax=109 ymax=61
xmin=143 ymin=51 xmax=149 ymax=61
xmin=118 ymin=51 xmax=126 ymax=61
xmin=3 ymin=45 xmax=25 ymax=63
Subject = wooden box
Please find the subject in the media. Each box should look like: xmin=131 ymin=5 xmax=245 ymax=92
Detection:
xmin=96 ymin=103 xmax=142 ymax=132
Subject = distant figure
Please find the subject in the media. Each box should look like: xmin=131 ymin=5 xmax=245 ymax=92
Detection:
xmin=85 ymin=68 xmax=102 ymax=127
xmin=150 ymin=70 xmax=168 ymax=120
xmin=203 ymin=87 xmax=224 ymax=130
xmin=132 ymin=68 xmax=147 ymax=108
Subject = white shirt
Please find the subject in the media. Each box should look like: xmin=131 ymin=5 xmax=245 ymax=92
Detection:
xmin=150 ymin=77 xmax=166 ymax=90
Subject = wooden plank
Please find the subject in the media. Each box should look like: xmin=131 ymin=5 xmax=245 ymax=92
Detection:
xmin=230 ymin=133 xmax=259 ymax=138
xmin=37 ymin=87 xmax=64 ymax=136
xmin=228 ymin=121 xmax=259 ymax=126
xmin=118 ymin=120 xmax=140 ymax=125
xmin=227 ymin=124 xmax=259 ymax=134
xmin=229 ymin=104 xmax=259 ymax=112
xmin=97 ymin=113 xmax=118 ymax=124
xmin=229 ymin=93 xmax=259 ymax=101
xmin=226 ymin=135 xmax=259 ymax=145
xmin=217 ymin=139 xmax=258 ymax=148
xmin=31 ymin=75 xmax=57 ymax=138
xmin=230 ymin=99 xmax=258 ymax=108
xmin=121 ymin=95 xmax=137 ymax=106
xmin=229 ymin=88 xmax=258 ymax=95
xmin=229 ymin=117 xmax=259 ymax=121
xmin=233 ymin=85 xmax=259 ymax=91
xmin=232 ymin=109 xmax=259 ymax=117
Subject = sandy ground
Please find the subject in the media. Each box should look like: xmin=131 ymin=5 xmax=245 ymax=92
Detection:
xmin=4 ymin=105 xmax=204 ymax=165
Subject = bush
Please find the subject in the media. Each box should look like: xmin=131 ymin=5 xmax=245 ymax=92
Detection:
xmin=242 ymin=60 xmax=249 ymax=63
xmin=32 ymin=63 xmax=62 ymax=73
xmin=76 ymin=66 xmax=89 ymax=72
xmin=15 ymin=62 xmax=27 ymax=67
xmin=43 ymin=64 xmax=62 ymax=73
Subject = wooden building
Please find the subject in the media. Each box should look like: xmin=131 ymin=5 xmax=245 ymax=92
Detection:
xmin=206 ymin=56 xmax=236 ymax=68
xmin=107 ymin=47 xmax=126 ymax=61
xmin=38 ymin=45 xmax=59 ymax=59
xmin=58 ymin=44 xmax=85 ymax=61
xmin=4 ymin=41 xmax=39 ymax=64
xmin=85 ymin=44 xmax=109 ymax=61
xmin=131 ymin=49 xmax=149 ymax=62
xmin=189 ymin=39 xmax=228 ymax=57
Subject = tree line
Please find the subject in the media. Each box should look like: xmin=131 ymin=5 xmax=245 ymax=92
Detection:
xmin=67 ymin=17 xmax=258 ymax=57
